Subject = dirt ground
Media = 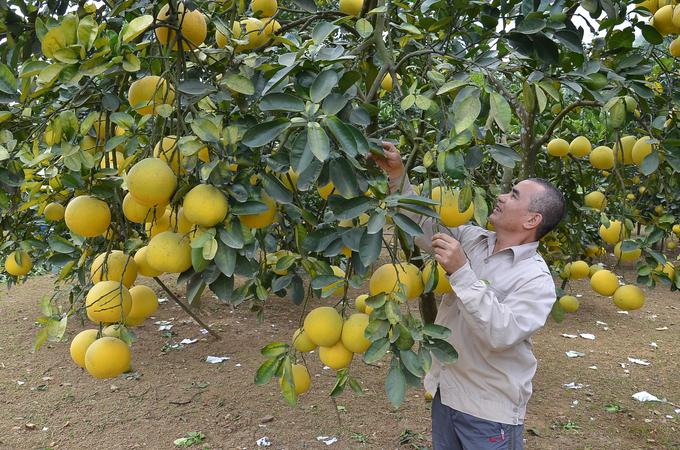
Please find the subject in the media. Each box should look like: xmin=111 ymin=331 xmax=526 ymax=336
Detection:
xmin=1 ymin=259 xmax=680 ymax=450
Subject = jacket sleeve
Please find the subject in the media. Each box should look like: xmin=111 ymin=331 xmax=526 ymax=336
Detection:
xmin=446 ymin=263 xmax=556 ymax=351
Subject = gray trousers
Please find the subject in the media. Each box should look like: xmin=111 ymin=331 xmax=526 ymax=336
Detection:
xmin=431 ymin=390 xmax=524 ymax=450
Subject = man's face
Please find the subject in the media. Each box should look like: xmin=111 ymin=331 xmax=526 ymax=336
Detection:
xmin=488 ymin=180 xmax=544 ymax=234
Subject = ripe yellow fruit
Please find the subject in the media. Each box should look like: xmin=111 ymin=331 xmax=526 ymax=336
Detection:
xmin=134 ymin=246 xmax=164 ymax=278
xmin=261 ymin=18 xmax=281 ymax=42
xmin=638 ymin=0 xmax=658 ymax=14
xmin=240 ymin=192 xmax=277 ymax=229
xmin=44 ymin=202 xmax=65 ymax=221
xmin=280 ymin=168 xmax=299 ymax=191
xmin=322 ymin=265 xmax=346 ymax=296
xmin=381 ymin=73 xmax=402 ymax=91
xmin=614 ymin=242 xmax=641 ymax=262
xmin=85 ymin=337 xmax=131 ymax=379
xmin=86 ymin=281 xmax=133 ymax=324
xmin=589 ymin=146 xmax=615 ymax=170
xmin=559 ymin=295 xmax=579 ymax=312
xmin=183 ymin=184 xmax=229 ymax=228
xmin=124 ymin=316 xmax=146 ymax=327
xmin=599 ymin=220 xmax=626 ymax=244
xmin=340 ymin=0 xmax=364 ymax=15
xmin=128 ymin=76 xmax=175 ymax=116
xmin=317 ymin=181 xmax=336 ymax=199
xmin=672 ymin=38 xmax=680 ymax=58
xmin=155 ymin=3 xmax=207 ymax=50
xmin=146 ymin=231 xmax=193 ymax=274
xmin=547 ymin=138 xmax=570 ymax=157
xmin=303 ymin=306 xmax=343 ymax=347
xmin=102 ymin=324 xmax=125 ymax=339
xmin=127 ymin=285 xmax=158 ymax=319
xmin=651 ymin=5 xmax=679 ymax=36
xmin=590 ymin=270 xmax=619 ymax=296
xmin=70 ymin=329 xmax=99 ymax=368
xmin=319 ymin=339 xmax=354 ymax=369
xmin=668 ymin=242 xmax=677 ymax=250
xmin=653 ymin=261 xmax=675 ymax=281
xmin=626 ymin=193 xmax=635 ymax=201
xmin=589 ymin=264 xmax=603 ymax=278
xmin=293 ymin=328 xmax=317 ymax=352
xmin=154 ymin=136 xmax=185 ymax=175
xmin=562 ymin=262 xmax=572 ymax=278
xmin=280 ymin=363 xmax=311 ymax=395
xmin=612 ymin=285 xmax=645 ymax=311
xmin=65 ymin=195 xmax=111 ymax=237
xmin=341 ymin=313 xmax=371 ymax=353
xmin=354 ymin=294 xmax=368 ymax=313
xmin=233 ymin=17 xmax=265 ymax=52
xmin=370 ymin=263 xmax=412 ymax=301
xmin=584 ymin=191 xmax=607 ymax=211
xmin=569 ymin=261 xmax=590 ymax=280
xmin=613 ymin=135 xmax=636 ymax=164
xmin=422 ymin=261 xmax=453 ymax=293
xmin=79 ymin=135 xmax=103 ymax=155
xmin=123 ymin=193 xmax=167 ymax=224
xmin=91 ymin=112 xmax=110 ymax=139
xmin=632 ymin=136 xmax=654 ymax=167
xmin=425 ymin=391 xmax=433 ymax=401
xmin=404 ymin=263 xmax=424 ymax=299
xmin=126 ymin=158 xmax=178 ymax=208
xmin=569 ymin=136 xmax=591 ymax=157
xmin=5 ymin=251 xmax=33 ymax=276
xmin=91 ymin=250 xmax=138 ymax=288
xmin=431 ymin=186 xmax=474 ymax=227
xmin=145 ymin=208 xmax=193 ymax=238
xmin=252 ymin=0 xmax=278 ymax=16
xmin=100 ymin=151 xmax=125 ymax=175
xmin=655 ymin=205 xmax=664 ymax=214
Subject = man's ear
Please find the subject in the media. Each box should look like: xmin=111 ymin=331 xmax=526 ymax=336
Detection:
xmin=524 ymin=212 xmax=542 ymax=231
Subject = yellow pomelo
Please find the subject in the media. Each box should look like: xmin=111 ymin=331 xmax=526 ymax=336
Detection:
xmin=261 ymin=18 xmax=281 ymax=42
xmin=134 ymin=246 xmax=164 ymax=277
xmin=5 ymin=251 xmax=33 ymax=276
xmin=674 ymin=224 xmax=680 ymax=235
xmin=240 ymin=192 xmax=277 ymax=229
xmin=102 ymin=324 xmax=125 ymax=339
xmin=339 ymin=0 xmax=364 ymax=15
xmin=668 ymin=242 xmax=677 ymax=250
xmin=124 ymin=316 xmax=146 ymax=327
xmin=547 ymin=138 xmax=569 ymax=157
xmin=252 ymin=0 xmax=278 ymax=16
xmin=590 ymin=270 xmax=619 ymax=296
xmin=569 ymin=261 xmax=590 ymax=280
xmin=425 ymin=391 xmax=433 ymax=401
xmin=100 ymin=151 xmax=125 ymax=174
xmin=91 ymin=112 xmax=110 ymax=139
xmin=651 ymin=5 xmax=679 ymax=36
xmin=91 ymin=250 xmax=138 ymax=288
xmin=589 ymin=145 xmax=615 ymax=170
xmin=614 ymin=135 xmax=636 ymax=164
xmin=293 ymin=328 xmax=317 ymax=353
xmin=70 ymin=329 xmax=99 ymax=368
xmin=303 ymin=306 xmax=343 ymax=347
xmin=404 ymin=263 xmax=424 ymax=299
xmin=653 ymin=261 xmax=675 ymax=281
xmin=44 ymin=202 xmax=65 ymax=221
xmin=126 ymin=157 xmax=177 ymax=207
xmin=85 ymin=337 xmax=131 ymax=379
xmin=86 ymin=281 xmax=133 ymax=324
xmin=319 ymin=339 xmax=354 ymax=369
xmin=145 ymin=208 xmax=193 ymax=238
xmin=154 ymin=136 xmax=186 ymax=175
xmin=233 ymin=17 xmax=265 ymax=52
xmin=431 ymin=186 xmax=474 ymax=227
xmin=341 ymin=313 xmax=371 ymax=353
xmin=183 ymin=184 xmax=229 ymax=228
xmin=638 ymin=0 xmax=658 ymax=13
xmin=614 ymin=242 xmax=641 ymax=262
xmin=216 ymin=30 xmax=228 ymax=48
xmin=559 ymin=295 xmax=579 ymax=312
xmin=280 ymin=168 xmax=299 ymax=190
xmin=123 ymin=192 xmax=167 ymax=224
xmin=322 ymin=266 xmax=345 ymax=296
xmin=128 ymin=285 xmax=159 ymax=319
xmin=584 ymin=191 xmax=606 ymax=211
xmin=354 ymin=294 xmax=368 ymax=313
xmin=671 ymin=37 xmax=680 ymax=57
xmin=381 ymin=73 xmax=402 ymax=91
xmin=79 ymin=135 xmax=103 ymax=155
xmin=632 ymin=136 xmax=654 ymax=167
xmin=128 ymin=76 xmax=175 ymax=116
xmin=65 ymin=195 xmax=111 ymax=237
xmin=146 ymin=231 xmax=192 ymax=274
xmin=589 ymin=264 xmax=603 ymax=278
xmin=569 ymin=136 xmax=591 ymax=157
xmin=612 ymin=285 xmax=645 ymax=311
xmin=563 ymin=262 xmax=572 ymax=278
xmin=370 ymin=263 xmax=412 ymax=301
xmin=599 ymin=220 xmax=626 ymax=244
xmin=317 ymin=181 xmax=336 ymax=199
xmin=422 ymin=261 xmax=453 ymax=293
xmin=155 ymin=3 xmax=207 ymax=50
xmin=280 ymin=363 xmax=311 ymax=395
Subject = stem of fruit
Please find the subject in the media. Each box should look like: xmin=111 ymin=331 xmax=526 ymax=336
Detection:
xmin=153 ymin=277 xmax=221 ymax=340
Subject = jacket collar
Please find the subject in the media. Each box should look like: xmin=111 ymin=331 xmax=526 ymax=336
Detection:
xmin=486 ymin=232 xmax=540 ymax=265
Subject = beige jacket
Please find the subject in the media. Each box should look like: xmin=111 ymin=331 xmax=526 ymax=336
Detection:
xmin=389 ymin=176 xmax=556 ymax=425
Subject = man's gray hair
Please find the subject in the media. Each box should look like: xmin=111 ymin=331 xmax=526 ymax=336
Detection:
xmin=527 ymin=178 xmax=566 ymax=240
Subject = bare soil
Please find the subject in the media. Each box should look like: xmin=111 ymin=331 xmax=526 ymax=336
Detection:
xmin=1 ymin=262 xmax=680 ymax=450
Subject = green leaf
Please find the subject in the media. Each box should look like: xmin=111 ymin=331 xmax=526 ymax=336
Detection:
xmin=364 ymin=337 xmax=390 ymax=364
xmin=385 ymin=362 xmax=407 ymax=408
xmin=359 ymin=228 xmax=382 ymax=267
xmin=280 ymin=358 xmax=298 ymax=405
xmin=47 ymin=235 xmax=76 ymax=253
xmin=330 ymin=371 xmax=347 ymax=398
xmin=551 ymin=299 xmax=564 ymax=323
xmin=400 ymin=348 xmax=425 ymax=377
xmin=0 ymin=64 xmax=18 ymax=95
xmin=515 ymin=18 xmax=546 ymax=34
xmin=122 ymin=15 xmax=152 ymax=43
xmin=356 ymin=19 xmax=373 ymax=38
xmin=310 ymin=70 xmax=338 ymax=103
xmin=218 ymin=226 xmax=244 ymax=249
xmin=191 ymin=118 xmax=220 ymax=143
xmin=225 ymin=75 xmax=255 ymax=95
xmin=254 ymin=355 xmax=284 ymax=385
xmin=640 ymin=150 xmax=659 ymax=175
xmin=31 ymin=328 xmax=48 ymax=353
xmin=40 ymin=295 xmax=52 ymax=317
xmin=422 ymin=324 xmax=451 ymax=339
xmin=329 ymin=158 xmax=359 ymax=198
xmin=385 ymin=300 xmax=404 ymax=324
xmin=261 ymin=341 xmax=289 ymax=357
xmin=324 ymin=116 xmax=357 ymax=157
xmin=260 ymin=93 xmax=305 ymax=112
xmin=333 ymin=196 xmax=375 ymax=220
xmin=454 ymin=96 xmax=481 ymax=134
xmin=307 ymin=122 xmax=330 ymax=161
xmin=79 ymin=56 xmax=109 ymax=76
xmin=418 ymin=346 xmax=433 ymax=373
xmin=20 ymin=61 xmax=49 ymax=78
xmin=214 ymin=241 xmax=236 ymax=276
xmin=77 ymin=15 xmax=99 ymax=50
xmin=231 ymin=200 xmax=271 ymax=215
xmin=391 ymin=213 xmax=423 ymax=236
xmin=489 ymin=92 xmax=511 ymax=132
xmin=312 ymin=22 xmax=339 ymax=45
xmin=423 ymin=339 xmax=458 ymax=364
xmin=401 ymin=94 xmax=415 ymax=110
xmin=348 ymin=376 xmax=363 ymax=395
xmin=302 ymin=228 xmax=339 ymax=252
xmin=242 ymin=118 xmax=291 ymax=148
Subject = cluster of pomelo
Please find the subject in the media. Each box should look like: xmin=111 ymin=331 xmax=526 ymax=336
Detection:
xmin=547 ymin=135 xmax=658 ymax=171
xmin=216 ymin=0 xmax=281 ymax=52
xmin=639 ymin=0 xmax=680 ymax=56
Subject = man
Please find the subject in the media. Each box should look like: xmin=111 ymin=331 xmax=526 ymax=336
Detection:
xmin=369 ymin=142 xmax=566 ymax=450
